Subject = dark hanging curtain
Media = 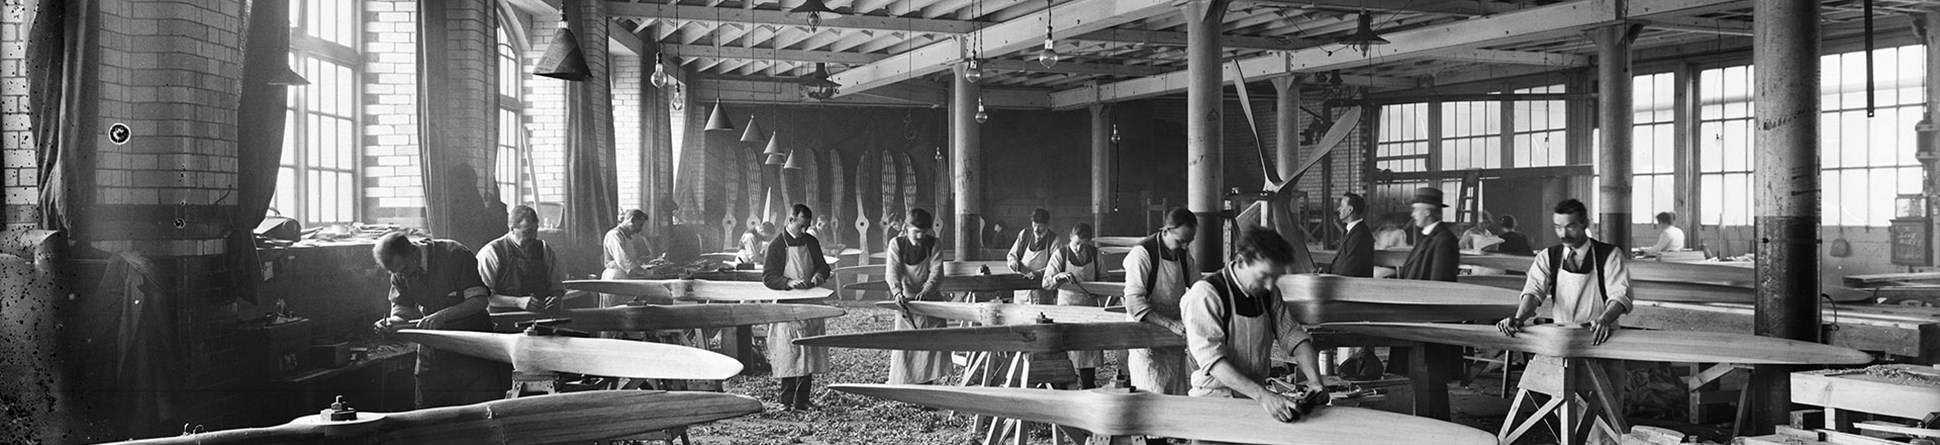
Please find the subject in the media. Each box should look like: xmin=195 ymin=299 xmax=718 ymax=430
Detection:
xmin=563 ymin=1 xmax=617 ymax=269
xmin=226 ymin=0 xmax=292 ymax=305
xmin=416 ymin=0 xmax=500 ymax=248
xmin=26 ymin=0 xmax=95 ymax=234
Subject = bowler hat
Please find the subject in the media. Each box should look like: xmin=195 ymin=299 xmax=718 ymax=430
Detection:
xmin=1412 ymin=187 xmax=1447 ymax=208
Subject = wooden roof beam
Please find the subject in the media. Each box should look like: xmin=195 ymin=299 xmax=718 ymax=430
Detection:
xmin=831 ymin=0 xmax=1177 ymax=96
xmin=1639 ymin=17 xmax=1754 ymax=36
xmin=1069 ymin=28 xmax=1311 ymax=51
xmin=1048 ymin=0 xmax=1739 ymax=109
xmin=1236 ymin=0 xmax=1520 ymax=17
xmin=662 ymin=44 xmax=890 ymax=64
xmin=1425 ymin=49 xmax=1589 ymax=67
xmin=978 ymin=59 xmax=1172 ymax=77
xmin=606 ymin=1 xmax=985 ymax=35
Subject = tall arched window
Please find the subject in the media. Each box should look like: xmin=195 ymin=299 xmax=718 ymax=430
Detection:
xmin=276 ymin=0 xmax=361 ymax=225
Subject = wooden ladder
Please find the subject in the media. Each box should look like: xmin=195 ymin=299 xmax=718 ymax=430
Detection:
xmin=1456 ymin=170 xmax=1482 ymax=226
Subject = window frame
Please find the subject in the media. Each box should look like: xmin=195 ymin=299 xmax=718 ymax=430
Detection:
xmin=279 ymin=0 xmax=363 ymax=225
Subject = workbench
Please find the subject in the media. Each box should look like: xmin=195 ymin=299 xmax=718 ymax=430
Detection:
xmin=1624 ymin=300 xmax=1938 ymax=362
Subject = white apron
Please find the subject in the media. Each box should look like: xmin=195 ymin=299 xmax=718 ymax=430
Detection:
xmin=1055 ymin=248 xmax=1104 ymax=369
xmin=766 ymin=242 xmax=830 ymax=378
xmin=1017 ymin=237 xmax=1056 ymax=304
xmin=1129 ymin=254 xmax=1192 ymax=395
xmin=889 ymin=239 xmax=950 ymax=384
xmin=1551 ymin=257 xmax=1600 ymax=324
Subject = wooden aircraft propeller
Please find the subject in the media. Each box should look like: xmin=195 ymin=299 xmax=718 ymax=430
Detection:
xmin=1326 ymin=322 xmax=1874 ymax=365
xmin=796 ymin=322 xmax=1182 ymax=353
xmin=104 ymin=390 xmax=761 ymax=445
xmin=490 ymin=304 xmax=845 ymax=332
xmin=394 ymin=329 xmax=743 ymax=379
xmin=831 ymin=384 xmax=1497 ymax=445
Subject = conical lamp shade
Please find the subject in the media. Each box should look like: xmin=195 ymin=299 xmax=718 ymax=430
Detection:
xmin=740 ymin=116 xmax=766 ymax=142
xmin=1338 ymin=11 xmax=1389 ymax=48
xmin=535 ymin=27 xmax=592 ymax=81
xmin=704 ymin=100 xmax=735 ymax=132
xmin=761 ymin=133 xmax=785 ymax=159
xmin=267 ymin=65 xmax=309 ymax=86
xmin=783 ymin=150 xmax=804 ymax=169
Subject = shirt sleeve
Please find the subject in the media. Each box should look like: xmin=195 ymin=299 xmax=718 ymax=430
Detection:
xmin=1180 ymin=281 xmax=1231 ymax=372
xmin=921 ymin=242 xmax=944 ymax=297
xmin=885 ymin=239 xmax=908 ymax=296
xmin=808 ymin=235 xmax=831 ymax=279
xmin=475 ymin=242 xmax=504 ymax=295
xmin=1275 ymin=300 xmax=1313 ymax=351
xmin=1008 ymin=230 xmax=1029 ymax=265
xmin=387 ymin=275 xmax=416 ymax=319
xmin=604 ymin=230 xmax=637 ymax=272
xmin=762 ymin=236 xmax=792 ymax=290
xmin=1601 ymin=247 xmax=1633 ymax=314
xmin=1122 ymin=246 xmax=1154 ymax=322
xmin=1040 ymin=247 xmax=1068 ymax=290
xmin=1647 ymin=230 xmax=1672 ymax=254
xmin=1520 ymin=249 xmax=1552 ymax=305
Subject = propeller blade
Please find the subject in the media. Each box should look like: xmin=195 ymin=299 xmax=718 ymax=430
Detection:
xmin=492 ymin=304 xmax=846 ymax=332
xmin=107 ymin=391 xmax=761 ymax=445
xmin=869 ymin=301 xmax=1124 ymax=325
xmin=795 ymin=322 xmax=1182 ymax=353
xmin=394 ymin=330 xmax=743 ymax=379
xmin=1324 ymin=322 xmax=1874 ymax=365
xmin=831 ymin=384 xmax=1498 ymax=445
xmin=1269 ymin=107 xmax=1362 ymax=197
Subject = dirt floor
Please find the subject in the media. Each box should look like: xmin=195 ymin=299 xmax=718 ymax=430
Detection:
xmin=681 ymin=300 xmax=1735 ymax=445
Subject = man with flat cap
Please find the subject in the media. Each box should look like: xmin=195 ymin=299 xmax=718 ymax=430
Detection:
xmin=1397 ymin=187 xmax=1460 ymax=282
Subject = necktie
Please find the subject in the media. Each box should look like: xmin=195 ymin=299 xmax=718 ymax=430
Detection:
xmin=1563 ymin=248 xmax=1580 ymax=272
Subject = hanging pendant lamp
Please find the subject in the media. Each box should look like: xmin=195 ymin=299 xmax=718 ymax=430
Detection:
xmin=1338 ymin=11 xmax=1390 ymax=55
xmin=783 ymin=149 xmax=805 ymax=170
xmin=650 ymin=60 xmax=670 ymax=87
xmin=704 ymin=100 xmax=736 ymax=132
xmin=762 ymin=133 xmax=786 ymax=161
xmin=741 ymin=115 xmax=767 ymax=142
xmin=974 ymin=97 xmax=989 ymax=124
xmin=536 ymin=19 xmax=592 ymax=81
xmin=789 ymin=0 xmax=842 ymax=29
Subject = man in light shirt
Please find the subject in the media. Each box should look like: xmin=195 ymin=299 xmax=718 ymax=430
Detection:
xmin=1642 ymin=211 xmax=1686 ymax=256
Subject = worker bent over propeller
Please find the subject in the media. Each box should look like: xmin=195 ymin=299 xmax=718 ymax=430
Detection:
xmin=1182 ymin=226 xmax=1328 ymax=444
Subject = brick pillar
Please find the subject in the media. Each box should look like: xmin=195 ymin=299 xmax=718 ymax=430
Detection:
xmin=362 ymin=0 xmax=424 ymax=227
xmin=613 ymin=45 xmax=642 ymax=212
xmin=525 ymin=20 xmax=567 ymax=208
xmin=1 ymin=1 xmax=37 ymax=225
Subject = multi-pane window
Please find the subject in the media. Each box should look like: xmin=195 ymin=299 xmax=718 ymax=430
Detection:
xmin=1820 ymin=44 xmax=1925 ymax=226
xmin=1510 ymin=85 xmax=1567 ymax=168
xmin=1374 ymin=103 xmax=1428 ymax=172
xmin=277 ymin=0 xmax=360 ymax=225
xmin=1632 ymin=73 xmax=1676 ymax=224
xmin=497 ymin=27 xmax=524 ymax=208
xmin=1697 ymin=65 xmax=1754 ymax=226
xmin=1440 ymin=100 xmax=1502 ymax=170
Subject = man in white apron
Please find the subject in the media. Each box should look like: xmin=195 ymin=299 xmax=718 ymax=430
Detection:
xmin=1496 ymin=198 xmax=1634 ymax=445
xmin=888 ymin=208 xmax=949 ymax=385
xmin=1043 ymin=222 xmax=1109 ymax=388
xmin=1009 ymin=208 xmax=1060 ymax=304
xmin=1122 ymin=208 xmax=1201 ymax=396
xmin=1182 ymin=227 xmax=1330 ymax=444
xmin=763 ymin=204 xmax=834 ymax=410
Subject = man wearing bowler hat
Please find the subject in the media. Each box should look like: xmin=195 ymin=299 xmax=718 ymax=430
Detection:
xmin=1398 ymin=187 xmax=1460 ymax=282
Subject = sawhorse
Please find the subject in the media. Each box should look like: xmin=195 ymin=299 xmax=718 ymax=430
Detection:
xmin=1499 ymin=355 xmax=1628 ymax=445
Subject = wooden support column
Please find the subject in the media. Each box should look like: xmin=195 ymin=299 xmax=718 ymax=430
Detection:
xmin=1747 ymin=0 xmax=1821 ymax=435
xmin=1673 ymin=63 xmax=1699 ymax=247
xmin=1925 ymin=10 xmax=1940 ymax=263
xmin=1091 ymin=104 xmax=1112 ymax=234
xmin=952 ymin=62 xmax=984 ymax=260
xmin=1590 ymin=24 xmax=1637 ymax=248
xmin=1184 ymin=0 xmax=1229 ymax=271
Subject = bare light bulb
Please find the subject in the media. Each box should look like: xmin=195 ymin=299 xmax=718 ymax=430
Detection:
xmin=974 ymin=98 xmax=989 ymax=124
xmin=650 ymin=62 xmax=669 ymax=87
xmin=1110 ymin=124 xmax=1121 ymax=143
xmin=964 ymin=59 xmax=983 ymax=83
xmin=1037 ymin=38 xmax=1059 ymax=69
xmin=807 ymin=13 xmax=823 ymax=29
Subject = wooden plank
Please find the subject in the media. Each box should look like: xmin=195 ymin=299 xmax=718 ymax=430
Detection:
xmin=1323 ymin=322 xmax=1874 ymax=364
xmin=1844 ymin=272 xmax=1940 ymax=288
xmin=489 ymin=304 xmax=846 ymax=332
xmin=564 ymin=279 xmax=834 ymax=302
xmin=393 ymin=330 xmax=744 ymax=379
xmin=1854 ymin=422 xmax=1940 ymax=439
xmin=1818 ymin=429 xmax=1914 ymax=445
xmin=1791 ymin=365 xmax=1940 ymax=421
xmin=830 ymin=384 xmax=1498 ymax=445
xmin=1457 ymin=254 xmax=1755 ymax=287
xmin=1284 ymin=300 xmax=1511 ymax=324
xmin=846 ymin=274 xmax=1042 ymax=293
xmin=1457 ymin=274 xmax=1752 ymax=304
xmin=605 ymin=2 xmax=983 ymax=34
xmin=1094 ymin=236 xmax=1142 ymax=247
xmin=795 ymin=322 xmax=1184 ymax=352
xmin=1277 ymin=274 xmax=1521 ymax=306
xmin=1309 ymin=249 xmax=1410 ymax=269
xmin=872 ymin=300 xmax=1125 ymax=325
xmin=109 ymin=391 xmax=762 ymax=445
xmin=1624 ymin=300 xmax=1938 ymax=359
